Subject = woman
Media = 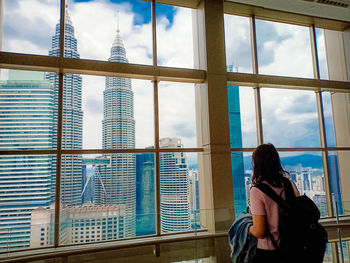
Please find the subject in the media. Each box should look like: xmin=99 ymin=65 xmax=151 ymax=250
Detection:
xmin=249 ymin=143 xmax=299 ymax=263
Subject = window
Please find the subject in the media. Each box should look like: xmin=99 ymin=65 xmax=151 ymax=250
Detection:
xmin=0 ymin=1 xmax=349 ymax=262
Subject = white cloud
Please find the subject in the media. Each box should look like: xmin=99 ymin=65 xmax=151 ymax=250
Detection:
xmin=260 ymin=88 xmax=320 ymax=148
xmin=258 ymin=21 xmax=314 ymax=78
xmin=224 ymin=15 xmax=252 ymax=73
xmin=158 ymin=82 xmax=197 ymax=148
xmin=3 ymin=0 xmax=59 ymax=54
xmin=238 ymin=87 xmax=257 ymax=147
xmin=156 ymin=7 xmax=194 ymax=68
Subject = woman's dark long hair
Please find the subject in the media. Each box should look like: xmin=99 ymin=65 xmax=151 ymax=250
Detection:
xmin=251 ymin=143 xmax=289 ymax=187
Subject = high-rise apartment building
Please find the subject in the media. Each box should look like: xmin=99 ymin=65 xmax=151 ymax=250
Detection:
xmin=159 ymin=137 xmax=190 ymax=233
xmin=95 ymin=28 xmax=136 ymax=237
xmin=46 ymin=11 xmax=83 ymax=206
xmin=0 ymin=70 xmax=54 ymax=251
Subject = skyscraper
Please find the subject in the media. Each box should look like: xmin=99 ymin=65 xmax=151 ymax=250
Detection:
xmin=160 ymin=137 xmax=190 ymax=233
xmin=227 ymin=65 xmax=246 ymax=216
xmin=136 ymin=153 xmax=155 ymax=236
xmin=95 ymin=28 xmax=136 ymax=237
xmin=0 ymin=70 xmax=54 ymax=251
xmin=46 ymin=10 xmax=83 ymax=206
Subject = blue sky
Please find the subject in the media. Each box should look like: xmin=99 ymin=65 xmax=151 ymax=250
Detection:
xmin=1 ymin=0 xmax=334 ymax=155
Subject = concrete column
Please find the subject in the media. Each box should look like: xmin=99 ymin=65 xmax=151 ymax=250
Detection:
xmin=325 ymin=27 xmax=350 ymax=263
xmin=324 ymin=28 xmax=350 ymax=205
xmin=193 ymin=0 xmax=234 ymax=262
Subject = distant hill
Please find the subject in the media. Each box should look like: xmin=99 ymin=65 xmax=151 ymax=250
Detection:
xmin=244 ymin=154 xmax=323 ymax=170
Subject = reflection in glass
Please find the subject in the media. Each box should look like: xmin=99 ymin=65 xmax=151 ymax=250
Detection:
xmin=279 ymin=151 xmax=327 ymax=217
xmin=227 ymin=85 xmax=257 ymax=148
xmin=315 ymin=28 xmax=328 ymax=80
xmin=2 ymin=0 xmax=60 ymax=55
xmin=156 ymin=4 xmax=194 ymax=68
xmin=329 ymin=150 xmax=350 ymax=217
xmin=327 ymin=92 xmax=350 ymax=147
xmin=256 ymin=20 xmax=313 ymax=78
xmin=323 ymin=243 xmax=333 ymax=263
xmin=224 ymin=15 xmax=253 ymax=73
xmin=261 ymin=88 xmax=320 ymax=148
xmin=159 ymin=82 xmax=197 ymax=148
xmin=64 ymin=0 xmax=152 ymax=64
xmin=160 ymin=150 xmax=199 ymax=233
xmin=231 ymin=152 xmax=252 ymax=217
xmin=328 ymin=151 xmax=343 ymax=216
xmin=0 ymin=155 xmax=56 ymax=251
xmin=322 ymin=92 xmax=336 ymax=147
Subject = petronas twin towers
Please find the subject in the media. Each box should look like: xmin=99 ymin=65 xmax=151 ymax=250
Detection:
xmin=97 ymin=28 xmax=136 ymax=237
xmin=0 ymin=9 xmax=191 ymax=251
xmin=48 ymin=11 xmax=137 ymax=237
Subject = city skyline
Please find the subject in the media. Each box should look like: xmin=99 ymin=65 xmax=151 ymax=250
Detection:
xmin=1 ymin=0 xmax=331 ymax=151
xmin=0 ymin=0 xmax=344 ymax=252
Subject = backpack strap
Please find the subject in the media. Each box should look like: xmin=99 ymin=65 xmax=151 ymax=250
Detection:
xmin=282 ymin=178 xmax=296 ymax=201
xmin=255 ymin=183 xmax=290 ymax=210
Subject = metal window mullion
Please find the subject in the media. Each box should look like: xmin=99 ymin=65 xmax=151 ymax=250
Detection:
xmin=310 ymin=25 xmax=320 ymax=80
xmin=250 ymin=16 xmax=258 ymax=75
xmin=316 ymin=91 xmax=339 ymax=263
xmin=54 ymin=0 xmax=66 ymax=248
xmin=311 ymin=26 xmax=334 ymax=218
xmin=250 ymin=16 xmax=263 ymax=145
xmin=152 ymin=1 xmax=161 ymax=255
xmin=152 ymin=0 xmax=157 ymax=68
xmin=316 ymin=91 xmax=334 ymax=216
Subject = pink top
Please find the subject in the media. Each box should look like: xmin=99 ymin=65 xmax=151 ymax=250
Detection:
xmin=250 ymin=181 xmax=299 ymax=250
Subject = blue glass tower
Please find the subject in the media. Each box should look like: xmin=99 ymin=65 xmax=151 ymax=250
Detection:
xmin=227 ymin=66 xmax=246 ymax=216
xmin=0 ymin=70 xmax=54 ymax=251
xmin=328 ymin=153 xmax=343 ymax=215
xmin=46 ymin=10 xmax=83 ymax=206
xmin=136 ymin=153 xmax=155 ymax=236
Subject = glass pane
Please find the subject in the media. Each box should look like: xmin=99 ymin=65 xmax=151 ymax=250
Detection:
xmin=0 ymin=69 xmax=56 ymax=151
xmin=261 ymin=88 xmax=320 ymax=148
xmin=328 ymin=151 xmax=343 ymax=216
xmin=280 ymin=151 xmax=327 ymax=217
xmin=315 ymin=28 xmax=329 ymax=80
xmin=62 ymin=74 xmax=153 ymax=150
xmin=224 ymin=15 xmax=253 ymax=73
xmin=329 ymin=150 xmax=350 ymax=217
xmin=323 ymin=243 xmax=333 ymax=263
xmin=0 ymin=155 xmax=56 ymax=252
xmin=2 ymin=0 xmax=60 ymax=55
xmin=327 ymin=92 xmax=350 ymax=147
xmin=159 ymin=82 xmax=197 ymax=148
xmin=156 ymin=4 xmax=194 ymax=68
xmin=160 ymin=150 xmax=198 ymax=234
xmin=136 ymin=153 xmax=156 ymax=236
xmin=231 ymin=152 xmax=253 ymax=217
xmin=228 ymin=86 xmax=257 ymax=148
xmin=60 ymin=153 xmax=156 ymax=245
xmin=65 ymin=1 xmax=152 ymax=65
xmin=322 ymin=92 xmax=336 ymax=147
xmin=187 ymin=153 xmax=200 ymax=230
xmin=256 ymin=20 xmax=313 ymax=78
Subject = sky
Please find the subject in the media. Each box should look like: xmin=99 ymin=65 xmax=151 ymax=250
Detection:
xmin=1 ymin=0 xmax=335 ymax=159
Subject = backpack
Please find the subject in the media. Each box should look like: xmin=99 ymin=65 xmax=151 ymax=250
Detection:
xmin=255 ymin=179 xmax=328 ymax=263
